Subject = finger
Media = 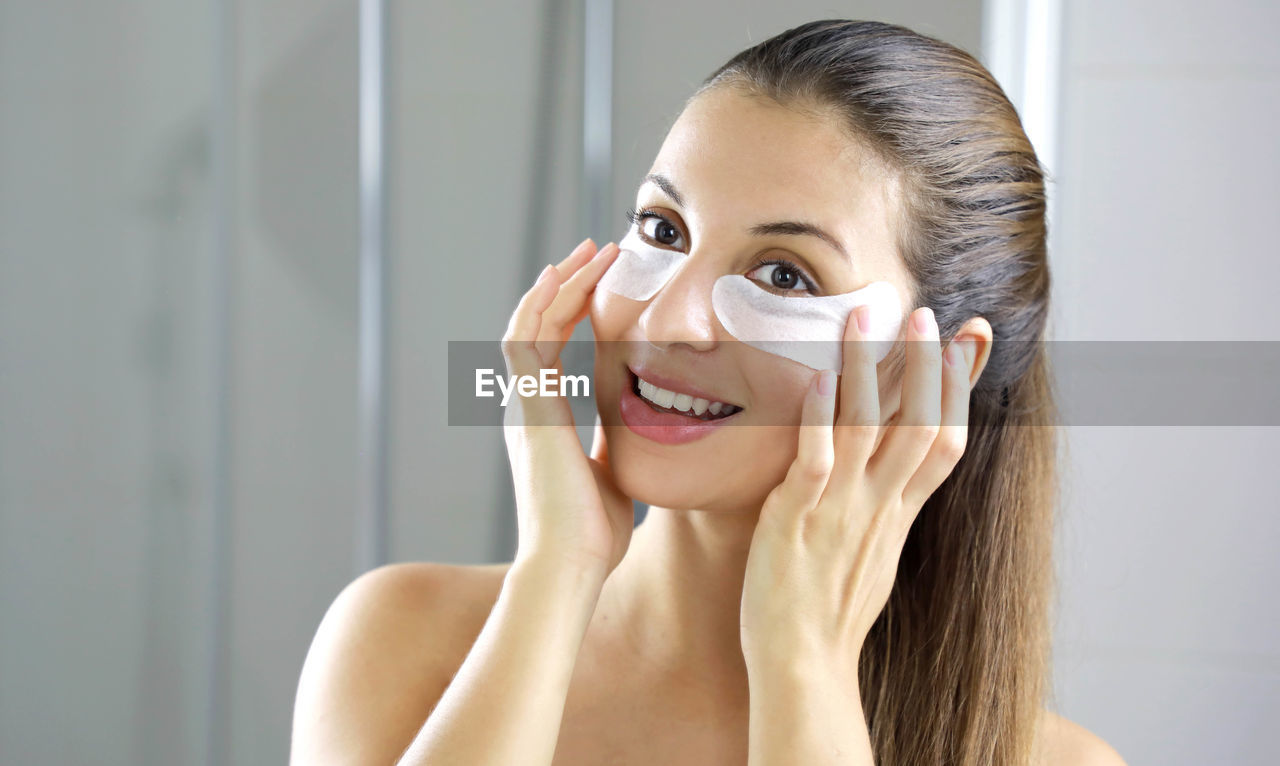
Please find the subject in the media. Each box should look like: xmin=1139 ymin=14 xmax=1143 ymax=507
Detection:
xmin=865 ymin=307 xmax=942 ymax=493
xmin=555 ymin=237 xmax=597 ymax=275
xmin=534 ymin=242 xmax=619 ymax=362
xmin=822 ymin=305 xmax=881 ymax=502
xmin=503 ymin=264 xmax=559 ymax=364
xmin=501 ymin=264 xmax=573 ymax=428
xmin=770 ymin=369 xmax=838 ymax=514
xmin=539 ymin=241 xmax=618 ymax=341
xmin=550 ymin=269 xmax=605 ymax=358
xmin=520 ymin=238 xmax=596 ymax=370
xmin=901 ymin=337 xmax=971 ymax=509
xmin=502 ymin=271 xmax=555 ymax=432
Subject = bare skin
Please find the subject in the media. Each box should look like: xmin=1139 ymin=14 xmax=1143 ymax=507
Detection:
xmin=476 ymin=563 xmax=1119 ymax=765
xmin=289 ymin=560 xmax=1122 ymax=765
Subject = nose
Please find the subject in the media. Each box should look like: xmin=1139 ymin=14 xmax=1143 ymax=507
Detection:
xmin=637 ymin=257 xmax=718 ymax=352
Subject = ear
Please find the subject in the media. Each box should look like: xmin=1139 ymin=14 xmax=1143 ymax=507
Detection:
xmin=947 ymin=317 xmax=993 ymax=390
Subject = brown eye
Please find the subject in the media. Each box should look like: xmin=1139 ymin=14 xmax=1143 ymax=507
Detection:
xmin=653 ymin=220 xmax=679 ymax=245
xmin=746 ymin=261 xmax=816 ymax=295
xmin=770 ymin=265 xmax=798 ymax=289
xmin=639 ymin=214 xmax=683 ymax=247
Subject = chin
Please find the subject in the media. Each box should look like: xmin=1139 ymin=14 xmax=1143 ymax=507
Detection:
xmin=606 ymin=427 xmax=786 ymax=514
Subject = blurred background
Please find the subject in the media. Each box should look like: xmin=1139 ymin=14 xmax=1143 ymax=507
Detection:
xmin=1 ymin=0 xmax=1277 ymax=764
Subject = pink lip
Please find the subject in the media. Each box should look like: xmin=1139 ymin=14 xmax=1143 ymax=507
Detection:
xmin=618 ymin=368 xmax=742 ymax=445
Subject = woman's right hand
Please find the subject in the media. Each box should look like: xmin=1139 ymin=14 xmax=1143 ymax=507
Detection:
xmin=501 ymin=238 xmax=634 ymax=580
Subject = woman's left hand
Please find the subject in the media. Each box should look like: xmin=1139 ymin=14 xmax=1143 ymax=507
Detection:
xmin=739 ymin=305 xmax=972 ymax=683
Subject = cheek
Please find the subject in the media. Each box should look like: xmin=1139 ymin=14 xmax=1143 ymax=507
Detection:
xmin=738 ymin=351 xmax=820 ymax=424
xmin=589 ymin=288 xmax=639 ymax=340
xmin=701 ymin=427 xmax=805 ymax=510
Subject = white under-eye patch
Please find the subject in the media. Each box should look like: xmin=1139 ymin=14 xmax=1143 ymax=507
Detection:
xmin=595 ymin=228 xmax=903 ymax=370
xmin=712 ymin=277 xmax=903 ymax=370
xmin=595 ymin=227 xmax=686 ymax=301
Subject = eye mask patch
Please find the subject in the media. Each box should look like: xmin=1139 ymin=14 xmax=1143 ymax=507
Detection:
xmin=594 ymin=227 xmax=686 ymax=301
xmin=596 ymin=229 xmax=904 ymax=370
xmin=711 ymin=277 xmax=902 ymax=370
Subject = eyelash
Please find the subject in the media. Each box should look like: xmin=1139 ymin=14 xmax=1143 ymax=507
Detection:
xmin=622 ymin=206 xmax=820 ymax=295
xmin=749 ymin=258 xmax=818 ymax=295
xmin=623 ymin=206 xmax=672 ymax=239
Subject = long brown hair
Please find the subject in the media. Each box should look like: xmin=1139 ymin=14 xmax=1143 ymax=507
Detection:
xmin=696 ymin=20 xmax=1060 ymax=765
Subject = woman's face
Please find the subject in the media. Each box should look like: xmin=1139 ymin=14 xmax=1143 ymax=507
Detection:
xmin=590 ymin=86 xmax=914 ymax=513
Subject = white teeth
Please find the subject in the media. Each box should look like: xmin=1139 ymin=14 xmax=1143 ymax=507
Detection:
xmin=635 ymin=375 xmax=737 ymax=418
xmin=653 ymin=386 xmax=675 ymax=408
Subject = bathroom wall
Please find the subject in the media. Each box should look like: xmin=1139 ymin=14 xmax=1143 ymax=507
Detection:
xmin=1046 ymin=1 xmax=1280 ymax=762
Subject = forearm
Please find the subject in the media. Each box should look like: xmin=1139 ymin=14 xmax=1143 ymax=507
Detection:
xmin=747 ymin=660 xmax=875 ymax=766
xmin=395 ymin=557 xmax=605 ymax=766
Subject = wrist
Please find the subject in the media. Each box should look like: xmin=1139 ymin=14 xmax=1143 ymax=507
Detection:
xmin=509 ymin=552 xmax=609 ymax=597
xmin=746 ymin=650 xmax=873 ymax=766
xmin=745 ymin=644 xmax=862 ymax=696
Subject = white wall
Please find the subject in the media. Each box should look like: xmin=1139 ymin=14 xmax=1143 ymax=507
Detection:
xmin=1047 ymin=1 xmax=1280 ymax=763
xmin=0 ymin=1 xmax=365 ymax=763
xmin=224 ymin=4 xmax=361 ymax=762
xmin=0 ymin=3 xmax=220 ymax=764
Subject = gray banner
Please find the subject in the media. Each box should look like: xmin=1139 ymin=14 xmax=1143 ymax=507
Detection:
xmin=447 ymin=340 xmax=1280 ymax=427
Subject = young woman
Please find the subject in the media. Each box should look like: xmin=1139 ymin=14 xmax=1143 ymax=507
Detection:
xmin=292 ymin=20 xmax=1126 ymax=766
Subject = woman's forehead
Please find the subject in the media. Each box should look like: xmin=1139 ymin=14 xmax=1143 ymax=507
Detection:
xmin=645 ymin=97 xmax=906 ymax=253
xmin=639 ymin=89 xmax=912 ymax=296
xmin=649 ymin=89 xmax=904 ymax=231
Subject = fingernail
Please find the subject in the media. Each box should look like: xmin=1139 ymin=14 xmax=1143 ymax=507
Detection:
xmin=855 ymin=305 xmax=870 ymax=334
xmin=574 ymin=237 xmax=594 ymax=255
xmin=913 ymin=307 xmax=936 ymax=337
xmin=945 ymin=341 xmax=962 ymax=367
xmin=536 ymin=264 xmax=555 ymax=283
xmin=817 ymin=369 xmax=837 ymax=396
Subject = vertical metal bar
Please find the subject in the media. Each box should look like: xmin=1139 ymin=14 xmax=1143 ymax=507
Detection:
xmin=982 ymin=0 xmax=1063 ymax=328
xmin=518 ymin=0 xmax=566 ymax=291
xmin=582 ymin=0 xmax=641 ymax=524
xmin=357 ymin=0 xmax=389 ymax=572
xmin=1023 ymin=0 xmax=1063 ymax=260
xmin=207 ymin=0 xmax=235 ymax=764
xmin=982 ymin=0 xmax=1061 ymax=201
xmin=982 ymin=0 xmax=1025 ymax=118
xmin=496 ymin=0 xmax=568 ymax=562
xmin=582 ymin=0 xmax=614 ymax=243
xmin=1022 ymin=0 xmax=1061 ymax=183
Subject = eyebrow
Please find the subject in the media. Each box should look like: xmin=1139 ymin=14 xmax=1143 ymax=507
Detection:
xmin=642 ymin=173 xmax=851 ymax=262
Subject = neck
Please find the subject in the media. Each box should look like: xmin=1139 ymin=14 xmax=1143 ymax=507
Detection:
xmin=591 ymin=503 xmax=759 ymax=695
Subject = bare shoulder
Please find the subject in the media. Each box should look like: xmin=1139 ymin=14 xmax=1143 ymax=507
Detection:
xmin=290 ymin=561 xmax=513 ymax=766
xmin=1036 ymin=709 xmax=1127 ymax=766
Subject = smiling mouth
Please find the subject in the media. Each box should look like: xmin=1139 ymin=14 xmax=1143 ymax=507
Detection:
xmin=628 ymin=370 xmax=744 ymax=421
